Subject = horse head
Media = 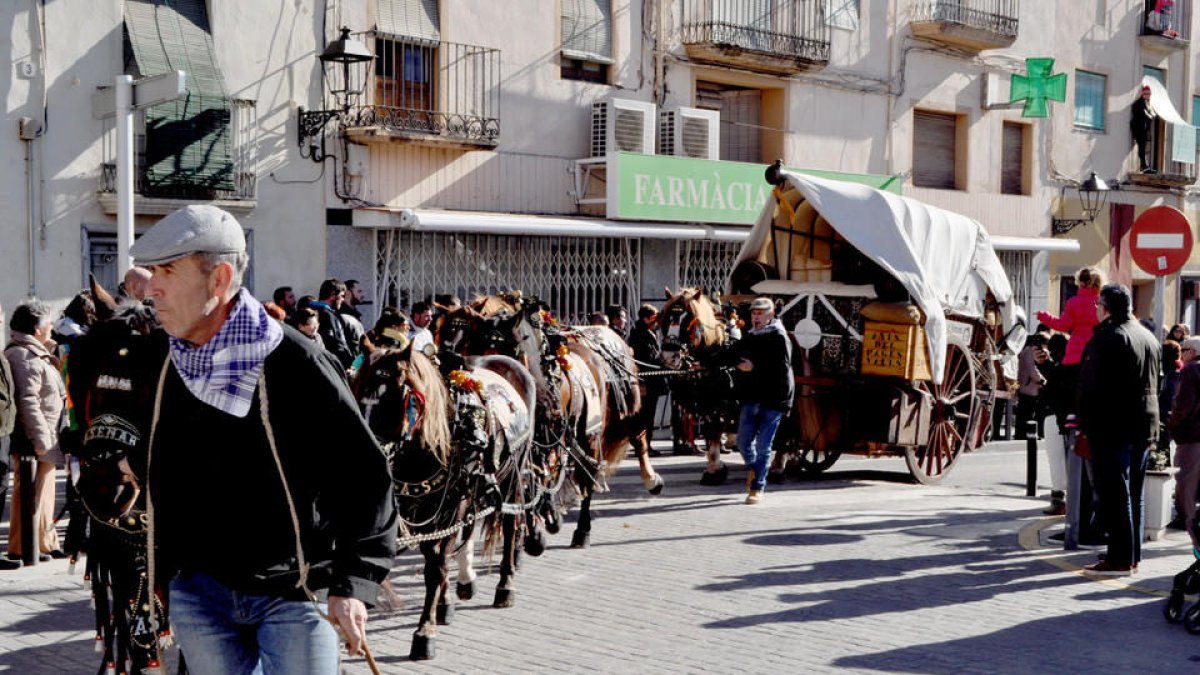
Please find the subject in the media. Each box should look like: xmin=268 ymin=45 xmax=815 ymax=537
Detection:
xmin=354 ymin=345 xmax=453 ymax=467
xmin=67 ymin=289 xmax=165 ymax=532
xmin=658 ymin=286 xmax=727 ymax=369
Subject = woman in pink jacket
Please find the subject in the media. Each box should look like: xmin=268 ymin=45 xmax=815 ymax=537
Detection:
xmin=1036 ymin=267 xmax=1103 ymax=368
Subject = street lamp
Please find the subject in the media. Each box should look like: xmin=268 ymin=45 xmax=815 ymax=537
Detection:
xmin=1052 ymin=171 xmax=1112 ymax=235
xmin=298 ymin=27 xmax=373 ymax=162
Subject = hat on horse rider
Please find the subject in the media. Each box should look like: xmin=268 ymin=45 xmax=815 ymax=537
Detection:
xmin=750 ymin=297 xmax=774 ymax=312
xmin=130 ymin=205 xmax=246 ymax=266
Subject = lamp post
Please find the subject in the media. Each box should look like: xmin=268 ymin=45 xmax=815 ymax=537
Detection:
xmin=1051 ymin=172 xmax=1112 ymax=235
xmin=298 ymin=27 xmax=373 ymax=162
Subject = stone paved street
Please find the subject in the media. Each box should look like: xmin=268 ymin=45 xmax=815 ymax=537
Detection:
xmin=1 ymin=443 xmax=1200 ymax=673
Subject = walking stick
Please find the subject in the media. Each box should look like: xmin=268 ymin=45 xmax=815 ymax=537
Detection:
xmin=323 ymin=613 xmax=382 ymax=675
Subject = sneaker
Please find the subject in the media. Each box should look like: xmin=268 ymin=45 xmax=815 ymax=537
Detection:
xmin=1083 ymin=560 xmax=1133 ymax=575
xmin=745 ymin=490 xmax=762 ymax=505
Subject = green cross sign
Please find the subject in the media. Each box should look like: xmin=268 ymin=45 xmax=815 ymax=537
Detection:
xmin=1010 ymin=57 xmax=1067 ymax=118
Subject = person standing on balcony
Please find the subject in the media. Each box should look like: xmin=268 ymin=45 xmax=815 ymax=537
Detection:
xmin=1131 ymin=85 xmax=1157 ymax=173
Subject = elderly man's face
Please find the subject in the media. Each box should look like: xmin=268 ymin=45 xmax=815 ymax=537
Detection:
xmin=144 ymin=254 xmax=223 ymax=345
xmin=750 ymin=307 xmax=773 ymax=330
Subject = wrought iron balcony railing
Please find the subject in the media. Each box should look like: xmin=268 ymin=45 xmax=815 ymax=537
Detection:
xmin=680 ymin=0 xmax=831 ymax=75
xmin=1141 ymin=0 xmax=1190 ymax=45
xmin=99 ymin=98 xmax=257 ymax=202
xmin=346 ymin=36 xmax=500 ymax=146
xmin=911 ymin=0 xmax=1019 ymax=50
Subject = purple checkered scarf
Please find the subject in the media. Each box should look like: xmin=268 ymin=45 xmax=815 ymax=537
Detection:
xmin=168 ymin=289 xmax=284 ymax=417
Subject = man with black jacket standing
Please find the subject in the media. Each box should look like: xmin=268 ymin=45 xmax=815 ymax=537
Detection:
xmin=1078 ymin=283 xmax=1160 ymax=575
xmin=629 ymin=304 xmax=666 ymax=457
xmin=313 ymin=279 xmax=356 ymax=369
xmin=734 ymin=297 xmax=793 ymax=504
xmin=132 ymin=205 xmax=396 ymax=673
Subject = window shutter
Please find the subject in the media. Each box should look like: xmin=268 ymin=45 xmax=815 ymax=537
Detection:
xmin=713 ymin=0 xmax=773 ymax=51
xmin=721 ymin=89 xmax=761 ymax=163
xmin=912 ymin=110 xmax=956 ymax=189
xmin=1001 ymin=122 xmax=1024 ymax=195
xmin=1073 ymin=71 xmax=1105 ymax=131
xmin=124 ymin=0 xmax=232 ymax=192
xmin=378 ymin=0 xmax=440 ymax=45
xmin=562 ymin=0 xmax=613 ymax=64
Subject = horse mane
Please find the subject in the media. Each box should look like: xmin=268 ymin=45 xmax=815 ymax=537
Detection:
xmin=403 ymin=350 xmax=454 ymax=465
xmin=664 ymin=288 xmax=725 ymax=349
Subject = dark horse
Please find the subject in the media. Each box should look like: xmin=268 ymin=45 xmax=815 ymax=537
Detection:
xmin=439 ymin=293 xmax=663 ymax=549
xmin=353 ymin=345 xmax=535 ymax=660
xmin=658 ymin=287 xmax=743 ymax=485
xmin=65 ymin=284 xmax=176 ymax=674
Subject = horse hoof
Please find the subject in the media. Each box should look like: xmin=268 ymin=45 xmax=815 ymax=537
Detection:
xmin=545 ymin=513 xmax=561 ymax=535
xmin=456 ymin=581 xmax=474 ymax=601
xmin=570 ymin=530 xmax=590 ymax=548
xmin=647 ymin=475 xmax=665 ymax=495
xmin=436 ymin=602 xmax=455 ymax=625
xmin=766 ymin=470 xmax=785 ymax=485
xmin=493 ymin=588 xmax=515 ymax=608
xmin=700 ymin=465 xmax=728 ymax=486
xmin=410 ymin=634 xmax=435 ymax=660
xmin=524 ymin=529 xmax=546 ymax=557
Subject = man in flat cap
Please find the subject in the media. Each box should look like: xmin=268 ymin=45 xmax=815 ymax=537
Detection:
xmin=733 ymin=297 xmax=793 ymax=504
xmin=132 ymin=205 xmax=396 ymax=673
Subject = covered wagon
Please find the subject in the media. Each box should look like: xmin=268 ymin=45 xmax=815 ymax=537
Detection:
xmin=726 ymin=168 xmax=1027 ymax=483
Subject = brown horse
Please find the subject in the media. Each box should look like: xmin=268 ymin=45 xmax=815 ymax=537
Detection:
xmin=658 ymin=287 xmax=743 ymax=484
xmin=440 ymin=293 xmax=663 ymax=548
xmin=354 ymin=345 xmax=536 ymax=660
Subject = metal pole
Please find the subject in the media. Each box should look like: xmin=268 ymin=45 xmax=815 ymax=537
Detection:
xmin=115 ymin=74 xmax=134 ymax=276
xmin=19 ymin=457 xmax=36 ymax=567
xmin=1153 ymin=275 xmax=1166 ymax=337
xmin=1025 ymin=420 xmax=1038 ymax=497
xmin=1063 ymin=415 xmax=1080 ymax=550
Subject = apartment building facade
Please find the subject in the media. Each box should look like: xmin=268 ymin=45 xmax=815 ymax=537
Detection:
xmin=3 ymin=1 xmax=1199 ymax=330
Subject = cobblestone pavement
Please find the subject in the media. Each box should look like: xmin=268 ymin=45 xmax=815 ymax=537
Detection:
xmin=2 ymin=444 xmax=1200 ymax=673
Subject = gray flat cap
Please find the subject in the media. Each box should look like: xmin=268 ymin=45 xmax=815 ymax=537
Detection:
xmin=130 ymin=205 xmax=246 ymax=266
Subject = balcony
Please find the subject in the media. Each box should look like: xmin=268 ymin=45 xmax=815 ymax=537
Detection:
xmin=1126 ymin=121 xmax=1197 ymax=189
xmin=98 ymin=98 xmax=257 ymax=215
xmin=680 ymin=0 xmax=831 ymax=76
xmin=343 ymin=36 xmax=500 ymax=149
xmin=1140 ymin=0 xmax=1191 ymax=52
xmin=910 ymin=1 xmax=1019 ymax=52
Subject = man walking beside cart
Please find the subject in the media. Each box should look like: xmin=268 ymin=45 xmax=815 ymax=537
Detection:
xmin=734 ymin=297 xmax=793 ymax=505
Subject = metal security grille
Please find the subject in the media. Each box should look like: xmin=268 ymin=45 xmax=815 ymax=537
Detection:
xmin=377 ymin=231 xmax=639 ymax=324
xmin=676 ymin=239 xmax=742 ymax=294
xmin=997 ymin=250 xmax=1032 ymax=314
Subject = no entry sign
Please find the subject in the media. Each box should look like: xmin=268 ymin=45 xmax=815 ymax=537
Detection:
xmin=1130 ymin=205 xmax=1194 ymax=277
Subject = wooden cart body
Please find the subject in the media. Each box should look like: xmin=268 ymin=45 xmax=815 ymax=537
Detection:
xmin=727 ymin=172 xmax=1027 ymax=482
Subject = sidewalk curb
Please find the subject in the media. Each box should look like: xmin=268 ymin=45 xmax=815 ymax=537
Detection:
xmin=1017 ymin=516 xmax=1169 ymax=598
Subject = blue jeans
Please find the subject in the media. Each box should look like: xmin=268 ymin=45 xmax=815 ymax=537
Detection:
xmin=169 ymin=572 xmax=339 ymax=675
xmin=737 ymin=403 xmax=784 ymax=492
xmin=1090 ymin=440 xmax=1147 ymax=567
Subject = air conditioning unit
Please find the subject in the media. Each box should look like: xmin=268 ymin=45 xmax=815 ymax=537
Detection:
xmin=591 ymin=98 xmax=656 ymax=157
xmin=658 ymin=106 xmax=720 ymax=160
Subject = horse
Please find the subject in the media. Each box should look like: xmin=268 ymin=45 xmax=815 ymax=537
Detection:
xmin=65 ymin=281 xmax=176 ymax=675
xmin=353 ymin=344 xmax=536 ymax=660
xmin=657 ymin=287 xmax=744 ymax=485
xmin=442 ymin=292 xmax=663 ymax=549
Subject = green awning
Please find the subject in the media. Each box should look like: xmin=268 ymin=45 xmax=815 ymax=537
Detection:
xmin=124 ymin=0 xmax=232 ymax=192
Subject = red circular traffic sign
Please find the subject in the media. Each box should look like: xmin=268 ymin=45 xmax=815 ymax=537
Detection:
xmin=1130 ymin=205 xmax=1194 ymax=277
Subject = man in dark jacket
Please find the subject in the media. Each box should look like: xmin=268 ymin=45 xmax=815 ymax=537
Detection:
xmin=312 ymin=279 xmax=356 ymax=369
xmin=1169 ymin=336 xmax=1200 ymax=550
xmin=1131 ymin=85 xmax=1156 ymax=172
xmin=734 ymin=297 xmax=793 ymax=504
xmin=1078 ymin=283 xmax=1160 ymax=574
xmin=0 ymin=305 xmax=18 ymax=571
xmin=132 ymin=205 xmax=396 ymax=672
xmin=629 ymin=304 xmax=666 ymax=456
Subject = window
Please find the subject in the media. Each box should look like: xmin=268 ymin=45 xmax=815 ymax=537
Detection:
xmin=1193 ymin=95 xmax=1200 ymax=152
xmin=83 ymin=228 xmax=254 ymax=295
xmin=1073 ymin=70 xmax=1106 ymax=131
xmin=561 ymin=0 xmax=613 ymax=82
xmin=912 ymin=110 xmax=959 ymax=189
xmin=696 ymin=81 xmax=762 ymax=163
xmin=124 ymin=0 xmax=233 ymax=194
xmin=376 ymin=0 xmax=440 ymax=111
xmin=1001 ymin=122 xmax=1027 ymax=195
xmin=1143 ymin=65 xmax=1166 ymax=86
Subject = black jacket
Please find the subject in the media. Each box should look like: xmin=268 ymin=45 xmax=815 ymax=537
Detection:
xmin=628 ymin=321 xmax=666 ymax=396
xmin=149 ymin=327 xmax=396 ymax=603
xmin=1078 ymin=314 xmax=1161 ymax=447
xmin=734 ymin=320 xmax=794 ymax=412
xmin=312 ymin=301 xmax=355 ymax=369
xmin=1131 ymin=97 xmax=1155 ymax=141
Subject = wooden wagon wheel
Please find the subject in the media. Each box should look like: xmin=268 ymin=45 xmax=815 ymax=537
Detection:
xmin=905 ymin=337 xmax=975 ymax=484
xmin=777 ymin=430 xmax=841 ymax=477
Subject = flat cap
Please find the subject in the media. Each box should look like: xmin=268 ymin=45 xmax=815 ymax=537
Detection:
xmin=750 ymin=297 xmax=774 ymax=311
xmin=130 ymin=205 xmax=246 ymax=266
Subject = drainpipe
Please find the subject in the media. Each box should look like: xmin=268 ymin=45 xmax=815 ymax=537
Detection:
xmin=653 ymin=0 xmax=666 ymax=105
xmin=20 ymin=118 xmax=40 ymax=297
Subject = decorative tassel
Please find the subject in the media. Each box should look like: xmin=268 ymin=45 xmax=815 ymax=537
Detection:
xmin=67 ymin=557 xmax=76 ymax=575
xmin=104 ymin=661 xmax=115 ymax=675
xmin=94 ymin=635 xmax=104 ymax=653
xmin=145 ymin=659 xmax=164 ymax=675
xmin=158 ymin=628 xmax=173 ymax=649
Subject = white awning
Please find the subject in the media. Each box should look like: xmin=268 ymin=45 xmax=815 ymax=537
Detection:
xmin=352 ymin=207 xmax=752 ymax=242
xmin=990 ymin=236 xmax=1081 ymax=252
